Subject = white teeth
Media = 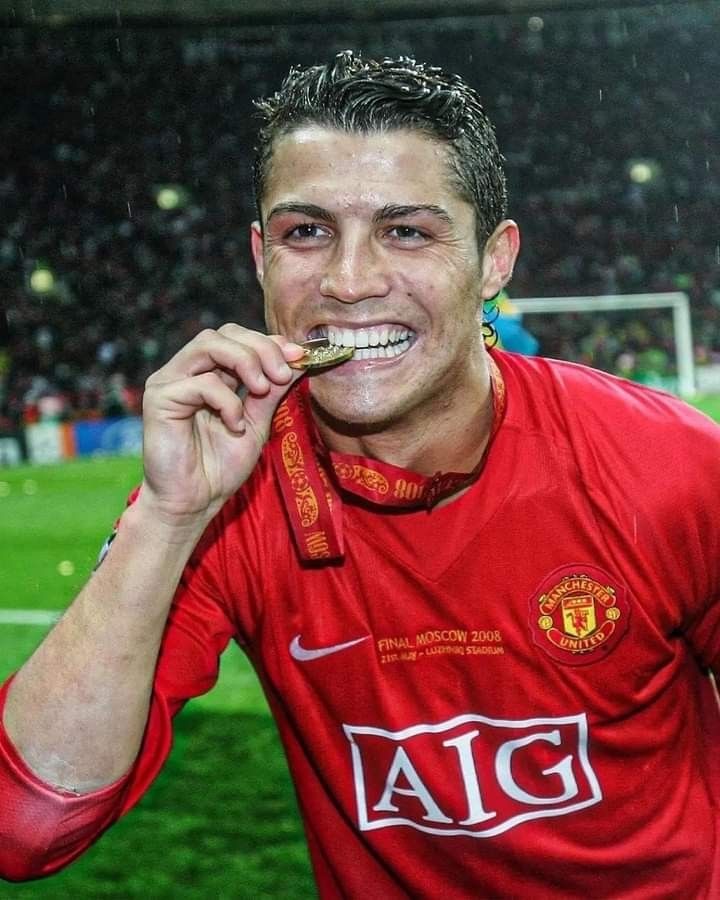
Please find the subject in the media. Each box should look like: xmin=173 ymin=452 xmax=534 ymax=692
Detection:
xmin=349 ymin=337 xmax=412 ymax=361
xmin=316 ymin=326 xmax=414 ymax=357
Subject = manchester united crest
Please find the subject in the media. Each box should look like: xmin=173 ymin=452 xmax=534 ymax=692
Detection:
xmin=529 ymin=565 xmax=630 ymax=666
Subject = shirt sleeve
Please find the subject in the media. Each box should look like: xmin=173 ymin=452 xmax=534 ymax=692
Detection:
xmin=671 ymin=412 xmax=720 ymax=673
xmin=0 ymin=526 xmax=238 ymax=882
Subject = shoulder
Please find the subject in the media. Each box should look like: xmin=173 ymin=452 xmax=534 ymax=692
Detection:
xmin=493 ymin=352 xmax=720 ymax=599
xmin=493 ymin=350 xmax=720 ymax=536
xmin=494 ymin=349 xmax=720 ymax=461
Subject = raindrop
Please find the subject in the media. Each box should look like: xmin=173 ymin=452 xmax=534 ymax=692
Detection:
xmin=673 ymin=204 xmax=679 ymax=223
xmin=61 ymin=183 xmax=67 ymax=200
xmin=706 ymin=159 xmax=711 ymax=171
xmin=116 ymin=8 xmax=122 ymax=26
xmin=527 ymin=16 xmax=544 ymax=32
xmin=57 ymin=560 xmax=75 ymax=577
xmin=115 ymin=36 xmax=121 ymax=52
xmin=127 ymin=201 xmax=133 ymax=219
xmin=598 ymin=88 xmax=603 ymax=102
xmin=631 ymin=53 xmax=638 ymax=69
xmin=684 ymin=71 xmax=690 ymax=84
xmin=716 ymin=244 xmax=720 ymax=265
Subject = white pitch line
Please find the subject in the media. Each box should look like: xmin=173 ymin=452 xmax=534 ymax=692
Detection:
xmin=0 ymin=609 xmax=61 ymax=626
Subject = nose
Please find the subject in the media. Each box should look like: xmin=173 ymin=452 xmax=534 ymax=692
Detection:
xmin=319 ymin=233 xmax=391 ymax=304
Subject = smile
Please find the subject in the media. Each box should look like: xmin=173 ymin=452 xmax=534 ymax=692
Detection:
xmin=311 ymin=324 xmax=415 ymax=360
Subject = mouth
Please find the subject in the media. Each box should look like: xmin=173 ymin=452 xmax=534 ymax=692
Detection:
xmin=308 ymin=324 xmax=416 ymax=361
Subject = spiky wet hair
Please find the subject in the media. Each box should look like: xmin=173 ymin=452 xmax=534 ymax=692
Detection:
xmin=252 ymin=50 xmax=507 ymax=247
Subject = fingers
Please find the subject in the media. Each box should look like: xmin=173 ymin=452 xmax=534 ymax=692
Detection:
xmin=145 ymin=371 xmax=248 ymax=433
xmin=148 ymin=326 xmax=305 ymax=396
xmin=143 ymin=325 xmax=309 ymax=440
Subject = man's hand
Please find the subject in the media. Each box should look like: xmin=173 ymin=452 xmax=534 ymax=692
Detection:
xmin=2 ymin=324 xmax=306 ymax=799
xmin=140 ymin=324 xmax=305 ymax=526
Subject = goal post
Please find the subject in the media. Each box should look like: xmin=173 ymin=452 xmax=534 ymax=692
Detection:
xmin=510 ymin=292 xmax=696 ymax=397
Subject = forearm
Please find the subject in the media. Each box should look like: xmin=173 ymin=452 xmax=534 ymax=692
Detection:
xmin=2 ymin=496 xmax=209 ymax=794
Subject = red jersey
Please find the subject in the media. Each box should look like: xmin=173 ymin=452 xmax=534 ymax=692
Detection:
xmin=2 ymin=350 xmax=720 ymax=897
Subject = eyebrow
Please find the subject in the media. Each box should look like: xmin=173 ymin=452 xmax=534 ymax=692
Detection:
xmin=373 ymin=204 xmax=455 ymax=226
xmin=265 ymin=203 xmax=336 ymax=225
xmin=265 ymin=202 xmax=455 ymax=227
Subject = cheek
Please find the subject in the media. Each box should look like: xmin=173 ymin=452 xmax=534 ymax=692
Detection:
xmin=265 ymin=247 xmax=320 ymax=281
xmin=421 ymin=278 xmax=478 ymax=329
xmin=264 ymin=295 xmax=299 ymax=335
xmin=266 ymin=258 xmax=320 ymax=314
xmin=262 ymin=257 xmax=315 ymax=330
xmin=263 ymin=296 xmax=278 ymax=332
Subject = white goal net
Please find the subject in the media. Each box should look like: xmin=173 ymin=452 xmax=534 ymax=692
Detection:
xmin=510 ymin=292 xmax=695 ymax=397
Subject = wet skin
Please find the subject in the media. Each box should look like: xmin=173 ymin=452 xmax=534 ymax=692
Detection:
xmin=251 ymin=126 xmax=519 ymax=472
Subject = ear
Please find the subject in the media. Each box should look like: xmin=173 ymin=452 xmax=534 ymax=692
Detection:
xmin=250 ymin=221 xmax=265 ymax=287
xmin=480 ymin=220 xmax=520 ymax=300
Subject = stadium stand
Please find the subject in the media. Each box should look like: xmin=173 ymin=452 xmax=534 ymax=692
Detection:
xmin=2 ymin=5 xmax=719 ymax=440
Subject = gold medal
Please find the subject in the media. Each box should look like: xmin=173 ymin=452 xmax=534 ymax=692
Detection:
xmin=288 ymin=338 xmax=354 ymax=371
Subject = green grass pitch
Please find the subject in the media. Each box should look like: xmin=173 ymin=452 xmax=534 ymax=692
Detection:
xmin=1 ymin=392 xmax=718 ymax=897
xmin=0 ymin=456 xmax=315 ymax=898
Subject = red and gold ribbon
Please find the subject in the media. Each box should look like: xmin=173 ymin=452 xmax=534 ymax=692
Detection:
xmin=269 ymin=355 xmax=506 ymax=562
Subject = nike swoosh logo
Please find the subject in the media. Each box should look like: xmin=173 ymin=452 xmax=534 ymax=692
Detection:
xmin=289 ymin=634 xmax=369 ymax=662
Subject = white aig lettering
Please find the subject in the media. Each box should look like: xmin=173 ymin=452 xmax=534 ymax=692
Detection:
xmin=343 ymin=713 xmax=602 ymax=838
xmin=373 ymin=747 xmax=452 ymax=823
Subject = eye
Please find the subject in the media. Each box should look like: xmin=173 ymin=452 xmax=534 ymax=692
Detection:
xmin=285 ymin=222 xmax=330 ymax=241
xmin=387 ymin=225 xmax=430 ymax=242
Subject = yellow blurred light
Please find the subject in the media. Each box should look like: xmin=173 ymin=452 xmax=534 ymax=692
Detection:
xmin=57 ymin=560 xmax=75 ymax=576
xmin=156 ymin=187 xmax=181 ymax=210
xmin=30 ymin=268 xmax=55 ymax=293
xmin=629 ymin=162 xmax=655 ymax=184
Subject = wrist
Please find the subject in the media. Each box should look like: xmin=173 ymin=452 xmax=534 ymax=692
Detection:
xmin=122 ymin=487 xmax=218 ymax=549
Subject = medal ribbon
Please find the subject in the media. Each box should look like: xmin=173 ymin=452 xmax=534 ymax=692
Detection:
xmin=269 ymin=356 xmax=506 ymax=562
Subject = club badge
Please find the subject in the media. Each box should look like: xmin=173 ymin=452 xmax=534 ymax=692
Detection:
xmin=529 ymin=565 xmax=630 ymax=666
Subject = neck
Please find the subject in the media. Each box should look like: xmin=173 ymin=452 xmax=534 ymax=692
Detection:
xmin=311 ymin=354 xmax=495 ymax=476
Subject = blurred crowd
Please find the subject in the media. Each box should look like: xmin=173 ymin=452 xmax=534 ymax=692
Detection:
xmin=2 ymin=4 xmax=719 ymax=433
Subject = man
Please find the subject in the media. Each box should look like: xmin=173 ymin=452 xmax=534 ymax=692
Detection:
xmin=1 ymin=51 xmax=719 ymax=898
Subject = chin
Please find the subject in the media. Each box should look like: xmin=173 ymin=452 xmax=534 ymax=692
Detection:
xmin=309 ymin=391 xmax=404 ymax=437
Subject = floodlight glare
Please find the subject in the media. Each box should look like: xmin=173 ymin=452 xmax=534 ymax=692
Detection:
xmin=156 ymin=187 xmax=182 ymax=210
xmin=30 ymin=268 xmax=55 ymax=293
xmin=629 ymin=161 xmax=656 ymax=184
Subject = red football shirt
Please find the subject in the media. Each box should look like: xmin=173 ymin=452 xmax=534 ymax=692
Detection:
xmin=2 ymin=351 xmax=720 ymax=897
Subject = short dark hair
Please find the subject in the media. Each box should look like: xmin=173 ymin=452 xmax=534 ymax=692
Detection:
xmin=253 ymin=50 xmax=507 ymax=247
